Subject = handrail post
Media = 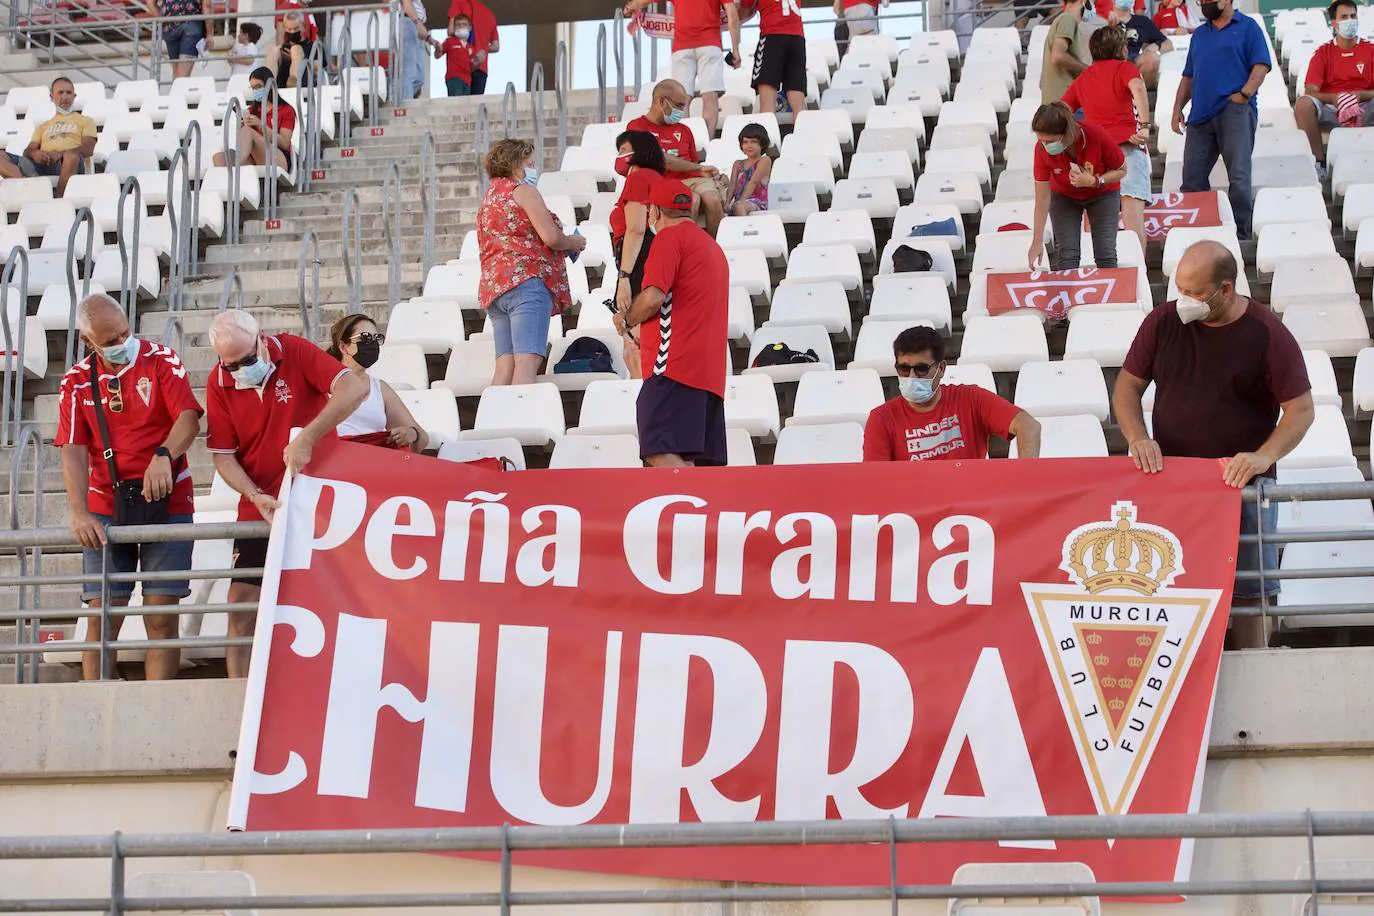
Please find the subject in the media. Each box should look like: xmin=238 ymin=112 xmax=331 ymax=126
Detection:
xmin=596 ymin=23 xmax=607 ymax=124
xmin=382 ymin=160 xmax=401 ymax=312
xmin=115 ymin=177 xmax=143 ymax=327
xmin=389 ymin=0 xmax=404 ymax=108
xmin=475 ymin=103 xmax=490 ymax=197
xmin=339 ymin=15 xmax=354 ymax=149
xmin=7 ymin=424 xmax=45 ymax=685
xmin=366 ymin=10 xmax=381 ymax=128
xmin=419 ymin=131 xmax=436 ymax=276
xmin=159 ymin=314 xmax=184 ymax=352
xmin=218 ymin=268 xmax=244 ymax=312
xmin=555 ymin=40 xmax=568 ymax=170
xmin=264 ymin=76 xmax=281 ymax=223
xmin=298 ymin=228 xmax=321 ymax=338
xmin=0 ymin=248 xmax=30 ymax=449
xmin=530 ymin=63 xmax=546 ymax=165
xmin=612 ymin=9 xmax=625 ymax=114
xmin=503 ymin=81 xmax=517 ymax=138
xmin=165 ymin=146 xmax=187 ymax=314
xmin=341 ymin=188 xmax=363 ymax=314
xmin=180 ymin=120 xmax=203 ymax=281
xmin=632 ymin=16 xmax=642 ymax=93
xmin=62 ymin=207 xmax=96 ymax=370
xmin=222 ymin=97 xmax=244 ymax=247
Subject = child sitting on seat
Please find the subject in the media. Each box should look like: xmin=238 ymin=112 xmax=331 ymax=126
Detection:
xmin=727 ymin=123 xmax=772 ymax=216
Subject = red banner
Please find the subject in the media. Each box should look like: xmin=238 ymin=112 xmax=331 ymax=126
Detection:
xmin=986 ymin=267 xmax=1141 ymax=319
xmin=1130 ymin=192 xmax=1224 ymax=241
xmin=626 ymin=2 xmax=758 ymax=38
xmin=229 ymin=442 xmax=1239 ymax=889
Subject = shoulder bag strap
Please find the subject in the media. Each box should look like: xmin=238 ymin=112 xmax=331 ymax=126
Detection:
xmin=89 ymin=360 xmax=121 ymax=487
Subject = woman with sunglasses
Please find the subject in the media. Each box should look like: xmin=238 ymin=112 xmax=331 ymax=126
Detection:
xmin=327 ymin=315 xmax=430 ymax=452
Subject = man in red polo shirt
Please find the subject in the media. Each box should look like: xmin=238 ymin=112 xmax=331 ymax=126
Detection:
xmin=626 ymin=79 xmax=726 ymax=235
xmin=447 ymin=0 xmax=499 ymax=94
xmin=615 ymin=178 xmax=729 ymax=466
xmin=864 ymin=326 xmax=1041 ymax=461
xmin=56 ymin=293 xmax=203 ymax=681
xmin=1297 ymin=0 xmax=1374 ymax=178
xmin=206 ymin=309 xmax=368 ymax=678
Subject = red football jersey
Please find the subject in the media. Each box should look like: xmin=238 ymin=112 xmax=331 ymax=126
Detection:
xmin=625 ymin=115 xmax=702 ymax=178
xmin=55 ymin=340 xmax=204 ymax=517
xmin=1306 ymin=40 xmax=1374 ymax=94
xmin=757 ymin=0 xmax=805 ymax=37
xmin=863 ymin=386 xmax=1022 ymax=462
xmin=638 ymin=220 xmax=730 ymax=397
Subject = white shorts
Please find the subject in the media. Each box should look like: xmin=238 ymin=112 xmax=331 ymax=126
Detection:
xmin=672 ymin=45 xmax=726 ymax=96
xmin=844 ymin=4 xmax=880 ymax=35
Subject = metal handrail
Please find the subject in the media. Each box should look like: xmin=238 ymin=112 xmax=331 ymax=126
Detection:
xmin=419 ymin=131 xmax=437 ymax=277
xmin=339 ymin=14 xmax=355 ymax=149
xmin=222 ymin=96 xmax=244 ymax=247
xmin=160 ymin=313 xmax=184 ymax=353
xmin=178 ymin=120 xmax=203 ymax=282
xmin=388 ymin=1 xmax=404 ymax=108
xmin=6 ymin=423 xmax=44 ymax=684
xmin=62 ymin=206 xmax=97 ymax=371
xmin=298 ymin=228 xmax=321 ymax=339
xmin=165 ymin=146 xmax=189 ymax=314
xmin=632 ymin=14 xmax=642 ymax=94
xmin=555 ymin=40 xmax=569 ymax=167
xmin=218 ymin=268 xmax=243 ymax=311
xmin=475 ymin=102 xmax=490 ymax=197
xmin=0 ymin=247 xmax=29 ymax=449
xmin=299 ymin=43 xmax=327 ymax=194
xmin=502 ymin=81 xmax=517 ymax=137
xmin=596 ymin=22 xmax=608 ymax=124
xmin=612 ymin=8 xmax=626 ymax=115
xmin=530 ymin=62 xmax=546 ymax=163
xmin=382 ymin=160 xmax=402 ymax=312
xmin=366 ymin=10 xmax=383 ymax=128
xmin=264 ymin=78 xmax=283 ymax=223
xmin=341 ymin=187 xmax=363 ymax=315
xmin=114 ymin=176 xmax=142 ymax=324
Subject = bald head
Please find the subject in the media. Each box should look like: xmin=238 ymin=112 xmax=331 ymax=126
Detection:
xmin=76 ymin=293 xmax=128 ymax=340
xmin=649 ymin=79 xmax=689 ymax=125
xmin=1174 ymin=239 xmax=1239 ymax=323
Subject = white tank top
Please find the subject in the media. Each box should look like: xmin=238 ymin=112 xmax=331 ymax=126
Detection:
xmin=338 ymin=375 xmax=387 ymax=437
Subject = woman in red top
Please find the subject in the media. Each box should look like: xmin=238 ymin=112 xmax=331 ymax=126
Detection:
xmin=611 ymin=130 xmax=666 ymax=314
xmin=1028 ymin=101 xmax=1128 ymax=271
xmin=1062 ymin=26 xmax=1152 ymax=255
xmin=1153 ymin=0 xmax=1196 ymax=33
xmin=476 ymin=139 xmax=587 ymax=386
xmin=212 ymin=66 xmax=294 ymax=170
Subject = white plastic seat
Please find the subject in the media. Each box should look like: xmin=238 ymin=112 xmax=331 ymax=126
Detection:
xmin=723 ymin=373 xmax=781 ymax=441
xmin=793 ymin=109 xmax=856 ymax=151
xmin=1355 ymin=219 xmax=1374 ymax=270
xmin=849 ymin=318 xmax=936 ymax=375
xmin=994 ymin=168 xmax=1035 ymax=202
xmin=1276 ymin=466 xmax=1374 ymax=532
xmin=802 ymin=209 xmax=877 ymax=258
xmin=892 ymin=203 xmax=966 ymax=253
xmin=92 ymin=247 xmax=158 ymax=299
xmin=914 ymin=171 xmax=983 ymax=215
xmin=437 ymin=437 xmax=526 ymax=470
xmin=432 ymin=341 xmax=498 ymax=397
xmin=830 ymin=177 xmax=901 ymax=219
xmin=1271 ymin=257 xmax=1359 ymax=312
xmin=716 ymin=214 xmax=789 ymax=261
xmin=1063 ymin=311 xmax=1146 ymax=368
xmin=855 ymin=126 xmax=921 ymax=162
xmin=866 ymin=104 xmax=933 ymax=145
xmin=894 ymin=59 xmax=951 ymax=97
xmin=784 ymin=243 xmax=863 ymax=291
xmin=773 ymin=421 xmax=865 ymax=465
xmin=558 ymin=145 xmax=616 ymax=183
xmin=1355 ymin=347 xmax=1374 ymax=411
xmin=460 ymin=382 xmax=566 ymax=447
xmin=111 ymin=79 xmax=160 ymax=111
xmin=1014 ymin=358 xmax=1110 ymax=421
xmin=536 ymin=170 xmax=598 ymax=209
xmin=725 ymin=247 xmax=773 ymax=302
xmin=788 ymin=368 xmax=884 ymax=427
xmin=768 ymin=181 xmax=822 ymax=225
xmin=721 ymin=113 xmax=783 ymax=150
xmin=1279 ymin=539 xmax=1374 ymax=628
xmin=396 ymin=389 xmax=461 ymax=446
xmin=772 ymin=154 xmax=836 ymax=196
xmin=944 ymin=364 xmax=997 ymax=393
xmin=869 ymin=274 xmax=952 ymax=333
xmin=1256 ymin=220 xmax=1338 ymax=273
xmin=781 ymin=130 xmax=844 ymax=170
xmin=0 ymin=312 xmax=48 ymax=379
xmin=1331 ymin=151 xmax=1374 ymax=198
xmin=819 ymin=87 xmax=875 ymax=124
xmin=422 ymin=262 xmax=481 ymax=308
xmin=369 ymin=343 xmax=429 ymax=391
xmin=0 ymin=177 xmax=52 ymax=215
xmin=878 ymin=238 xmax=957 ymax=289
xmin=970 ymin=230 xmax=1034 ymax=275
xmin=847 ymin=150 xmax=915 ymax=190
xmin=923 ymin=146 xmax=992 ymax=188
xmin=386 ymin=299 xmax=465 ymax=354
xmin=960 ymin=314 xmax=1049 ymax=372
xmin=1302 ymin=349 xmax=1343 ymax=408
xmin=548 ymin=434 xmax=641 ymax=469
xmin=744 ymin=324 xmax=836 ymax=383
xmin=37 ymin=282 xmax=107 ymax=331
xmin=1161 ymin=226 xmax=1244 ymax=277
xmin=1011 ymin=414 xmax=1109 ymax=458
xmin=540 ymin=330 xmax=629 ymax=390
xmin=1252 ymin=186 xmax=1328 ymax=234
xmin=1283 ymin=300 xmax=1373 ymax=357
xmin=768 ymin=281 xmax=852 ymax=338
xmin=1278 ymin=403 xmax=1357 ymax=469
xmin=16 ymin=199 xmax=77 ymax=238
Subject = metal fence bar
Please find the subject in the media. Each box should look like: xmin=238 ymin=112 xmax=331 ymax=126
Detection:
xmin=503 ymin=81 xmax=517 ymax=138
xmin=264 ymin=77 xmax=283 ymax=223
xmin=218 ymin=268 xmax=243 ymax=312
xmin=475 ymin=103 xmax=490 ymax=196
xmin=612 ymin=8 xmax=625 ymax=113
xmin=7 ymin=423 xmax=44 ymax=684
xmin=180 ymin=120 xmax=203 ymax=282
xmin=338 ymin=15 xmax=354 ymax=149
xmin=298 ymin=227 xmax=321 ymax=338
xmin=419 ymin=130 xmax=437 ymax=277
xmin=529 ymin=63 xmax=545 ymax=171
xmin=366 ymin=10 xmax=382 ymax=128
xmin=554 ymin=40 xmax=568 ymax=168
xmin=382 ymin=160 xmax=402 ymax=311
xmin=341 ymin=187 xmax=363 ymax=314
xmin=61 ymin=207 xmax=96 ymax=370
xmin=596 ymin=22 xmax=607 ymax=124
xmin=7 ymin=635 xmax=255 ymax=656
xmin=0 ymin=247 xmax=30 ymax=449
xmin=114 ymin=176 xmax=141 ymax=324
xmin=222 ymin=96 xmax=244 ymax=247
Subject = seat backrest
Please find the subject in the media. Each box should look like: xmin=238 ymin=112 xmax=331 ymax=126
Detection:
xmin=774 ymin=421 xmax=865 ymax=465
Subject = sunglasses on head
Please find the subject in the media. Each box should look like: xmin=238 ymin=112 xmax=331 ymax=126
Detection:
xmin=894 ymin=361 xmax=939 ymax=378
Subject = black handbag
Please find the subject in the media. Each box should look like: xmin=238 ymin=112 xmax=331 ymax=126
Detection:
xmin=90 ymin=361 xmax=170 ymax=527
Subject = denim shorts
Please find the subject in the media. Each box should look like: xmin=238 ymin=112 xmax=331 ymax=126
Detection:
xmin=81 ymin=513 xmax=194 ymax=602
xmin=486 ymin=277 xmax=553 ymax=357
xmin=163 ymin=20 xmax=205 ymax=60
xmin=1119 ymin=144 xmax=1152 ymax=202
xmin=1235 ymin=497 xmax=1280 ymax=600
xmin=31 ymin=153 xmax=84 ymax=176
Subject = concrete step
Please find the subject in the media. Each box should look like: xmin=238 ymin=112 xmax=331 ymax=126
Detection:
xmin=139 ymin=300 xmax=395 ymax=347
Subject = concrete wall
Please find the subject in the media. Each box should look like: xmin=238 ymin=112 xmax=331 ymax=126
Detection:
xmin=3 ymin=648 xmax=1374 ymax=916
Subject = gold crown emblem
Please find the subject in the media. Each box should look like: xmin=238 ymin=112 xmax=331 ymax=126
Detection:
xmin=1117 ymin=676 xmax=1134 ymax=689
xmin=1126 ymin=655 xmax=1144 ymax=668
xmin=1136 ymin=634 xmax=1153 ymax=647
xmin=1086 ymin=633 xmax=1103 ymax=645
xmin=1093 ymin=652 xmax=1109 ymax=666
xmin=1102 ymin=675 xmax=1118 ymax=689
xmin=1108 ymin=698 xmax=1126 ymax=711
xmin=1064 ymin=501 xmax=1179 ymax=596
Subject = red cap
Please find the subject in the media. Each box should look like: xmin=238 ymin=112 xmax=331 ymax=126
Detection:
xmin=648 ymin=178 xmax=696 ymax=211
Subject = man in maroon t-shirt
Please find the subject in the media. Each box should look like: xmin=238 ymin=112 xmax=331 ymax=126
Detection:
xmin=615 ymin=178 xmax=729 ymax=466
xmin=1114 ymin=240 xmax=1314 ymax=647
xmin=626 ymin=79 xmax=726 ymax=235
xmin=1296 ymin=0 xmax=1374 ymax=176
xmin=206 ymin=309 xmax=369 ymax=677
xmin=864 ymin=326 xmax=1041 ymax=462
xmin=56 ymin=294 xmax=204 ymax=681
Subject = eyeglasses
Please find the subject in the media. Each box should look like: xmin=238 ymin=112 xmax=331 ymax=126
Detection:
xmin=349 ymin=332 xmax=385 ymax=345
xmin=105 ymin=376 xmax=123 ymax=414
xmin=894 ymin=361 xmax=939 ymax=378
xmin=221 ymin=351 xmax=260 ymax=373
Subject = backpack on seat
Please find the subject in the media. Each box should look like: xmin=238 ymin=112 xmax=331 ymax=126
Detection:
xmin=554 ymin=336 xmax=614 ymax=374
xmin=752 ymin=342 xmax=821 ymax=367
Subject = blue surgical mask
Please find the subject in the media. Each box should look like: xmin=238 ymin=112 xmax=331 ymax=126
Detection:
xmin=55 ymin=105 xmax=74 ymax=115
xmin=665 ymin=105 xmax=686 ymax=125
xmin=1043 ymin=138 xmax=1067 ymax=155
xmin=233 ymin=358 xmax=272 ymax=388
xmin=899 ymin=375 xmax=938 ymax=404
xmin=248 ymin=87 xmax=266 ymax=103
xmin=102 ymin=335 xmax=139 ymax=367
xmin=521 ymin=165 xmax=540 ymax=187
xmin=1337 ymin=18 xmax=1360 ymax=39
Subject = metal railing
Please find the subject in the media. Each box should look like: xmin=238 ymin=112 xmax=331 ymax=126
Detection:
xmin=0 ymin=248 xmax=30 ymax=450
xmin=365 ymin=10 xmax=384 ymax=129
xmin=530 ymin=61 xmax=546 ymax=165
xmin=263 ymin=78 xmax=284 ymax=224
xmin=221 ymin=97 xmax=244 ymax=247
xmin=114 ymin=175 xmax=142 ymax=325
xmin=218 ymin=267 xmax=243 ymax=312
xmin=62 ymin=207 xmax=97 ymax=371
xmin=555 ymin=39 xmax=569 ymax=169
xmin=3 ymin=481 xmax=1374 ymax=680
xmin=6 ymin=812 xmax=1374 ymax=912
xmin=381 ymin=159 xmax=402 ymax=312
xmin=340 ymin=187 xmax=363 ymax=315
xmin=475 ymin=102 xmax=491 ymax=196
xmin=298 ymin=228 xmax=321 ymax=340
xmin=596 ymin=20 xmax=609 ymax=123
xmin=297 ymin=44 xmax=327 ymax=195
xmin=503 ymin=81 xmax=517 ymax=138
xmin=163 ymin=145 xmax=192 ymax=315
xmin=6 ymin=423 xmax=45 ymax=686
xmin=418 ymin=130 xmax=437 ymax=277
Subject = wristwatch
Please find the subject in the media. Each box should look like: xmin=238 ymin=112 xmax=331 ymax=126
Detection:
xmin=1096 ymin=175 xmax=1105 ymax=187
xmin=617 ymin=270 xmax=632 ymax=280
xmin=154 ymin=446 xmax=172 ymax=460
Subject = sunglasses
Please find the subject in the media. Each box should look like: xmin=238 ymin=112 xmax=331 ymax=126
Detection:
xmin=222 ymin=351 xmax=260 ymax=373
xmin=349 ymin=332 xmax=385 ymax=345
xmin=894 ymin=361 xmax=939 ymax=378
xmin=105 ymin=375 xmax=123 ymax=414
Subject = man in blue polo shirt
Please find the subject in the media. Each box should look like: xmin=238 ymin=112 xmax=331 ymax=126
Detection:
xmin=1169 ymin=0 xmax=1271 ymax=239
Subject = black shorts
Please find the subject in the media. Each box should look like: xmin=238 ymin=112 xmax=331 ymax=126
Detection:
xmin=636 ymin=374 xmax=727 ymax=466
xmin=751 ymin=34 xmax=807 ymax=94
xmin=231 ymin=537 xmax=269 ymax=588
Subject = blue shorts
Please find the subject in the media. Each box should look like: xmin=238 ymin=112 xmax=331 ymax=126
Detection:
xmin=1235 ymin=497 xmax=1280 ymax=600
xmin=81 ymin=513 xmax=194 ymax=602
xmin=163 ymin=19 xmax=205 ymax=60
xmin=487 ymin=277 xmax=553 ymax=357
xmin=1119 ymin=144 xmax=1152 ymax=202
xmin=636 ymin=374 xmax=727 ymax=466
xmin=29 ymin=153 xmax=84 ymax=177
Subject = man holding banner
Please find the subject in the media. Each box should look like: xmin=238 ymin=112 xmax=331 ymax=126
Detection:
xmin=1113 ymin=240 xmax=1313 ymax=647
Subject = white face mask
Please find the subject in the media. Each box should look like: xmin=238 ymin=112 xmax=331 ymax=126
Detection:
xmin=1176 ymin=287 xmax=1220 ymax=324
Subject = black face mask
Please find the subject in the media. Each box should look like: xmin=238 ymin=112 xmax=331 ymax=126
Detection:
xmin=1200 ymin=1 xmax=1223 ymax=20
xmin=353 ymin=338 xmax=380 ymax=368
xmin=286 ymin=30 xmax=303 ymax=42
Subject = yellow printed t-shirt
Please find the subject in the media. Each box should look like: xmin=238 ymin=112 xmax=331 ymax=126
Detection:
xmin=30 ymin=112 xmax=97 ymax=153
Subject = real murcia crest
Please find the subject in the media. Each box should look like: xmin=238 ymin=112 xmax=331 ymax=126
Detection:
xmin=1022 ymin=501 xmax=1222 ymax=825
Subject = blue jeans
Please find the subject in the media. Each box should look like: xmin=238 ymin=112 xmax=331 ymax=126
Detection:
xmin=1182 ymin=101 xmax=1257 ymax=239
xmin=81 ymin=513 xmax=194 ymax=601
xmin=162 ymin=19 xmax=204 ymax=60
xmin=400 ymin=16 xmax=426 ymax=99
xmin=487 ymin=277 xmax=553 ymax=357
xmin=1235 ymin=498 xmax=1280 ymax=600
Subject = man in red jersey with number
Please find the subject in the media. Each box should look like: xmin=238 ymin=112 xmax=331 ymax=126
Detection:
xmin=626 ymin=79 xmax=726 ymax=235
xmin=626 ymin=0 xmax=740 ymax=137
xmin=864 ymin=326 xmax=1042 ymax=461
xmin=205 ymin=309 xmax=368 ymax=678
xmin=753 ymin=0 xmax=808 ymax=118
xmin=615 ymin=178 xmax=729 ymax=467
xmin=1297 ymin=0 xmax=1374 ymax=179
xmin=56 ymin=293 xmax=203 ymax=681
